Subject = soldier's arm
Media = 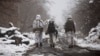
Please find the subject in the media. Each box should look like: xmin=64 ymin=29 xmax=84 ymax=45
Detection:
xmin=32 ymin=20 xmax=36 ymax=28
xmin=41 ymin=20 xmax=45 ymax=26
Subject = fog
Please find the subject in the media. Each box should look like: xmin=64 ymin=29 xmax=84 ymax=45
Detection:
xmin=46 ymin=0 xmax=79 ymax=27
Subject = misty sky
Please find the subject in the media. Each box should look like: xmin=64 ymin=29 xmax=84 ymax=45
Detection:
xmin=46 ymin=0 xmax=79 ymax=27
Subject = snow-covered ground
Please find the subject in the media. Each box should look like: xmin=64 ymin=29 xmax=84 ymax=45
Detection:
xmin=0 ymin=26 xmax=35 ymax=56
xmin=1 ymin=22 xmax=100 ymax=56
xmin=74 ymin=23 xmax=100 ymax=51
xmin=0 ymin=35 xmax=35 ymax=56
xmin=0 ymin=31 xmax=49 ymax=56
xmin=74 ymin=38 xmax=100 ymax=50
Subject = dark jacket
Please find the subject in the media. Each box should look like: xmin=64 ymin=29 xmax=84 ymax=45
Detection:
xmin=45 ymin=21 xmax=58 ymax=38
xmin=46 ymin=21 xmax=57 ymax=34
xmin=64 ymin=19 xmax=75 ymax=33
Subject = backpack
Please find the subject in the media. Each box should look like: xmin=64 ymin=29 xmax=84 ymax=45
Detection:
xmin=47 ymin=21 xmax=56 ymax=33
xmin=64 ymin=20 xmax=75 ymax=33
xmin=33 ymin=20 xmax=44 ymax=32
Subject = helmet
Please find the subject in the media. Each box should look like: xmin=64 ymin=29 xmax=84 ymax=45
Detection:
xmin=67 ymin=15 xmax=72 ymax=20
xmin=68 ymin=15 xmax=72 ymax=18
xmin=36 ymin=14 xmax=41 ymax=20
xmin=50 ymin=16 xmax=55 ymax=21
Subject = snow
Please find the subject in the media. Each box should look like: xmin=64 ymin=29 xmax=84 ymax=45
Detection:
xmin=75 ymin=38 xmax=100 ymax=50
xmin=0 ymin=38 xmax=35 ymax=56
xmin=74 ymin=23 xmax=100 ymax=50
xmin=30 ymin=54 xmax=44 ymax=56
xmin=58 ymin=30 xmax=65 ymax=38
xmin=0 ymin=27 xmax=9 ymax=33
xmin=0 ymin=31 xmax=36 ymax=56
xmin=0 ymin=30 xmax=50 ymax=56
xmin=0 ymin=44 xmax=28 ymax=56
xmin=0 ymin=22 xmax=40 ymax=56
xmin=1 ymin=21 xmax=100 ymax=56
xmin=0 ymin=26 xmax=19 ymax=34
xmin=0 ymin=22 xmax=20 ymax=35
xmin=89 ymin=0 xmax=94 ymax=4
xmin=23 ymin=32 xmax=35 ymax=40
xmin=15 ymin=30 xmax=21 ymax=34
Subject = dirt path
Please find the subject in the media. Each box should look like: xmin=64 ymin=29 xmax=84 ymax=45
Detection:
xmin=23 ymin=38 xmax=100 ymax=56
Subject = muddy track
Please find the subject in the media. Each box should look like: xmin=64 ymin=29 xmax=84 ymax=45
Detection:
xmin=23 ymin=38 xmax=100 ymax=56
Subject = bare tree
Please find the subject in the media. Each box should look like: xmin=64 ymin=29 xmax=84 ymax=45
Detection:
xmin=0 ymin=0 xmax=50 ymax=32
xmin=72 ymin=0 xmax=100 ymax=35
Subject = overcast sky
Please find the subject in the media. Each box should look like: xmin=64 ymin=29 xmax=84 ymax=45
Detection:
xmin=46 ymin=0 xmax=79 ymax=27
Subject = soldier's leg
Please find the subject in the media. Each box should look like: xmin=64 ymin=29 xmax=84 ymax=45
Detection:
xmin=66 ymin=32 xmax=70 ymax=46
xmin=49 ymin=33 xmax=54 ymax=47
xmin=39 ymin=31 xmax=43 ymax=47
xmin=71 ymin=31 xmax=75 ymax=47
xmin=67 ymin=32 xmax=72 ymax=47
xmin=35 ymin=31 xmax=39 ymax=47
xmin=69 ymin=31 xmax=74 ymax=48
xmin=55 ymin=30 xmax=58 ymax=38
xmin=53 ymin=33 xmax=56 ymax=47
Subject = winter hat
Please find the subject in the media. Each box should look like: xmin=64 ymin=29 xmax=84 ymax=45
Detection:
xmin=50 ymin=16 xmax=55 ymax=21
xmin=68 ymin=15 xmax=72 ymax=18
xmin=36 ymin=14 xmax=41 ymax=20
xmin=67 ymin=15 xmax=72 ymax=20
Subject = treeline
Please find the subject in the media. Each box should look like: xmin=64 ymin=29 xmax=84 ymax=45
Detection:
xmin=0 ymin=0 xmax=49 ymax=32
xmin=72 ymin=0 xmax=100 ymax=36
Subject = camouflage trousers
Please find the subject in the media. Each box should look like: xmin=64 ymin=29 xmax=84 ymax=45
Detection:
xmin=66 ymin=31 xmax=75 ymax=46
xmin=48 ymin=33 xmax=58 ymax=46
xmin=35 ymin=31 xmax=43 ymax=43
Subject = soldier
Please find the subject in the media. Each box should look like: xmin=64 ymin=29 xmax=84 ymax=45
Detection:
xmin=33 ymin=14 xmax=44 ymax=47
xmin=64 ymin=16 xmax=76 ymax=48
xmin=46 ymin=18 xmax=58 ymax=48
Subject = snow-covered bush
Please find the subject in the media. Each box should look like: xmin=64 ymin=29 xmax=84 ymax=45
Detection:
xmin=0 ymin=26 xmax=20 ymax=37
xmin=22 ymin=32 xmax=35 ymax=40
xmin=85 ymin=23 xmax=100 ymax=43
xmin=74 ymin=23 xmax=100 ymax=50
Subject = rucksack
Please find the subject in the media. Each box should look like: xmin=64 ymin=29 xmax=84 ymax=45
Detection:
xmin=33 ymin=20 xmax=44 ymax=32
xmin=33 ymin=20 xmax=44 ymax=28
xmin=47 ymin=21 xmax=56 ymax=33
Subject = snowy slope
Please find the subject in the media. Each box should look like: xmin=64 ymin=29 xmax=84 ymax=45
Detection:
xmin=74 ymin=23 xmax=100 ymax=51
xmin=0 ymin=31 xmax=35 ymax=56
xmin=0 ymin=31 xmax=50 ymax=56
